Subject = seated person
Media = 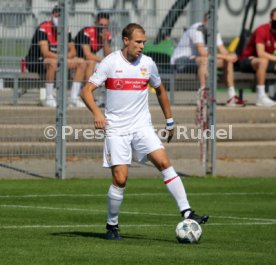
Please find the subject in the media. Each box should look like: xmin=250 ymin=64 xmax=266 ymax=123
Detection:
xmin=25 ymin=5 xmax=86 ymax=107
xmin=239 ymin=7 xmax=276 ymax=107
xmin=171 ymin=13 xmax=245 ymax=107
xmin=74 ymin=12 xmax=112 ymax=81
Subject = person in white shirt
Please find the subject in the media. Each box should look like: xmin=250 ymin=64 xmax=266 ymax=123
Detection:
xmin=81 ymin=23 xmax=209 ymax=240
xmin=171 ymin=13 xmax=245 ymax=107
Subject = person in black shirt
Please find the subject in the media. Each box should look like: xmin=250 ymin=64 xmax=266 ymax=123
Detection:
xmin=26 ymin=5 xmax=86 ymax=107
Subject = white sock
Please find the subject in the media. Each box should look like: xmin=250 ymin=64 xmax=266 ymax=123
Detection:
xmin=45 ymin=83 xmax=54 ymax=99
xmin=227 ymin=86 xmax=236 ymax=99
xmin=162 ymin=166 xmax=190 ymax=212
xmin=107 ymin=184 xmax=125 ymax=226
xmin=257 ymin=85 xmax=266 ymax=98
xmin=70 ymin=82 xmax=82 ymax=100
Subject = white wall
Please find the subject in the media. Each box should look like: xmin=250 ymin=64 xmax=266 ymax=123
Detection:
xmin=8 ymin=0 xmax=276 ymax=42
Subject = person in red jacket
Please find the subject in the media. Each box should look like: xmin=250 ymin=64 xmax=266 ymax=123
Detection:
xmin=26 ymin=5 xmax=86 ymax=107
xmin=239 ymin=8 xmax=276 ymax=107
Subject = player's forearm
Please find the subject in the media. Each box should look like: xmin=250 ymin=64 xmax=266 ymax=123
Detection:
xmin=197 ymin=45 xmax=208 ymax=57
xmin=258 ymin=51 xmax=276 ymax=62
xmin=80 ymin=83 xmax=100 ymax=114
xmin=42 ymin=50 xmax=58 ymax=59
xmin=155 ymin=84 xmax=172 ymax=119
xmin=103 ymin=44 xmax=112 ymax=57
xmin=86 ymin=53 xmax=102 ymax=62
xmin=256 ymin=44 xmax=276 ymax=61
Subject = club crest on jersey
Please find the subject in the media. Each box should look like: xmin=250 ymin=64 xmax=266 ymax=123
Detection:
xmin=113 ymin=79 xmax=124 ymax=89
xmin=140 ymin=66 xmax=149 ymax=77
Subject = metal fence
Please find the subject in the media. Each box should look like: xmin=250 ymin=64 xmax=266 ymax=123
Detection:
xmin=1 ymin=0 xmax=269 ymax=178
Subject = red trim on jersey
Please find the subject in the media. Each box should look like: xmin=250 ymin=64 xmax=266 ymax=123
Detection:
xmin=105 ymin=78 xmax=149 ymax=90
xmin=39 ymin=21 xmax=57 ymax=46
xmin=164 ymin=176 xmax=178 ymax=184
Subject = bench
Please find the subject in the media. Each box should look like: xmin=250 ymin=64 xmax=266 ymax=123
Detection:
xmin=160 ymin=71 xmax=276 ymax=104
xmin=0 ymin=70 xmax=41 ymax=104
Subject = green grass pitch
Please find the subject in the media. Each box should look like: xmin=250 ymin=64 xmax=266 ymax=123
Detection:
xmin=0 ymin=177 xmax=275 ymax=265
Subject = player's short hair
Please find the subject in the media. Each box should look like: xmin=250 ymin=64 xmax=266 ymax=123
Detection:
xmin=122 ymin=23 xmax=145 ymax=40
xmin=96 ymin=12 xmax=110 ymax=21
xmin=52 ymin=5 xmax=61 ymax=15
xmin=270 ymin=8 xmax=276 ymax=18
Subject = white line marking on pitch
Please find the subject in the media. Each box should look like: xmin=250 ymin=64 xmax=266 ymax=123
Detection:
xmin=1 ymin=204 xmax=276 ymax=223
xmin=0 ymin=222 xmax=276 ymax=230
xmin=0 ymin=192 xmax=275 ymax=199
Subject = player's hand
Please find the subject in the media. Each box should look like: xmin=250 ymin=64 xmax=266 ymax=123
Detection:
xmin=94 ymin=111 xmax=107 ymax=129
xmin=165 ymin=128 xmax=174 ymax=143
xmin=101 ymin=29 xmax=108 ymax=42
xmin=164 ymin=118 xmax=174 ymax=143
xmin=227 ymin=53 xmax=238 ymax=63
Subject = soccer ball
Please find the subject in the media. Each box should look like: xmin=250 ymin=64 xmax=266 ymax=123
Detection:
xmin=175 ymin=219 xmax=202 ymax=243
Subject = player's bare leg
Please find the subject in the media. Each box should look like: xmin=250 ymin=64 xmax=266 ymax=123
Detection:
xmin=195 ymin=56 xmax=208 ymax=88
xmin=85 ymin=60 xmax=97 ymax=81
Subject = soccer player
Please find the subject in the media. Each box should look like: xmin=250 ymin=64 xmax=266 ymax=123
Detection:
xmin=25 ymin=5 xmax=86 ymax=107
xmin=81 ymin=23 xmax=209 ymax=240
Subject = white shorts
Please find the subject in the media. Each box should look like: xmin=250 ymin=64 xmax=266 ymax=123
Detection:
xmin=103 ymin=127 xmax=164 ymax=167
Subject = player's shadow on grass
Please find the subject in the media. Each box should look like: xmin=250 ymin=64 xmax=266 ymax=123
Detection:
xmin=50 ymin=231 xmax=175 ymax=243
xmin=50 ymin=231 xmax=107 ymax=239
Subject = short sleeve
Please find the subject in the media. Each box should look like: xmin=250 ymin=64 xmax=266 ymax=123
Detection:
xmin=149 ymin=60 xmax=161 ymax=88
xmin=216 ymin=33 xmax=223 ymax=47
xmin=88 ymin=58 xmax=109 ymax=86
xmin=76 ymin=30 xmax=90 ymax=45
xmin=37 ymin=29 xmax=48 ymax=42
xmin=191 ymin=28 xmax=205 ymax=44
xmin=255 ymin=27 xmax=266 ymax=45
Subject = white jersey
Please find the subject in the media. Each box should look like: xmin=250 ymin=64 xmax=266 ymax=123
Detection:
xmin=89 ymin=50 xmax=161 ymax=134
xmin=171 ymin=22 xmax=223 ymax=64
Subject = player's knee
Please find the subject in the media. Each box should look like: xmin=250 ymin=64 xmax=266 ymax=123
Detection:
xmin=47 ymin=61 xmax=57 ymax=72
xmin=78 ymin=58 xmax=86 ymax=71
xmin=258 ymin=58 xmax=269 ymax=69
xmin=157 ymin=159 xmax=171 ymax=171
xmin=112 ymin=171 xmax=128 ymax=187
xmin=114 ymin=177 xmax=127 ymax=187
